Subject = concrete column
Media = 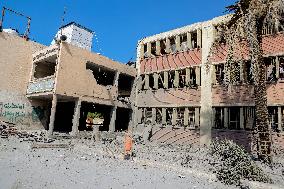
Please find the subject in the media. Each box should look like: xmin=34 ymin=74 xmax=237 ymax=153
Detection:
xmin=185 ymin=68 xmax=191 ymax=86
xmin=153 ymin=73 xmax=159 ymax=89
xmin=71 ymin=99 xmax=82 ymax=136
xmin=143 ymin=108 xmax=147 ymax=123
xmin=276 ymin=56 xmax=280 ymax=79
xmin=278 ymin=106 xmax=282 ymax=132
xmin=200 ymin=23 xmax=215 ymax=146
xmin=184 ymin=107 xmax=189 ymax=126
xmin=212 ymin=65 xmax=217 ymax=85
xmin=147 ymin=42 xmax=151 ymax=57
xmin=144 ymin=74 xmax=150 ymax=89
xmin=165 ymin=38 xmax=171 ymax=53
xmin=152 ymin=108 xmax=156 ymax=125
xmin=195 ymin=67 xmax=201 ymax=86
xmin=195 ymin=107 xmax=200 ymax=127
xmin=224 ymin=107 xmax=229 ymax=128
xmin=187 ymin=32 xmax=192 ymax=49
xmin=239 ymin=62 xmax=244 ymax=82
xmin=137 ymin=75 xmax=144 ymax=91
xmin=162 ymin=108 xmax=167 ymax=125
xmin=175 ymin=35 xmax=181 ymax=52
xmin=163 ymin=71 xmax=169 ymax=88
xmin=240 ymin=107 xmax=244 ymax=129
xmin=172 ymin=108 xmax=177 ymax=126
xmin=156 ymin=41 xmax=161 ymax=56
xmin=139 ymin=44 xmax=145 ymax=59
xmin=133 ymin=107 xmax=139 ymax=125
xmin=48 ymin=94 xmax=58 ymax=137
xmin=197 ymin=29 xmax=202 ymax=48
xmin=174 ymin=70 xmax=179 ymax=88
xmin=109 ymin=106 xmax=117 ymax=132
xmin=212 ymin=108 xmax=216 ymax=128
xmin=113 ymin=71 xmax=120 ymax=87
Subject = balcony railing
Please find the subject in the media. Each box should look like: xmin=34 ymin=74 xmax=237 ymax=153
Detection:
xmin=27 ymin=77 xmax=55 ymax=94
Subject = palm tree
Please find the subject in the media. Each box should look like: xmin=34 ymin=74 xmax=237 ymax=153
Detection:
xmin=215 ymin=0 xmax=284 ymax=163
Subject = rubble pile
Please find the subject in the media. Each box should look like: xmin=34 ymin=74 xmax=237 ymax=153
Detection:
xmin=0 ymin=121 xmax=54 ymax=143
xmin=210 ymin=139 xmax=272 ymax=185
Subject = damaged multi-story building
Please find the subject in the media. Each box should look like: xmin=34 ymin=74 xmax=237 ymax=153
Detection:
xmin=134 ymin=15 xmax=284 ymax=151
xmin=0 ymin=8 xmax=136 ymax=137
xmin=1 ymin=6 xmax=284 ymax=152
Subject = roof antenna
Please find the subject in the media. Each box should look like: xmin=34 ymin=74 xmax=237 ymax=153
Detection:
xmin=59 ymin=6 xmax=67 ymax=41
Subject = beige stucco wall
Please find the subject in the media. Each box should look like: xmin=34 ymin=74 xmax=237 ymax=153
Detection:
xmin=0 ymin=32 xmax=50 ymax=129
xmin=0 ymin=32 xmax=46 ymax=93
xmin=55 ymin=42 xmax=136 ymax=107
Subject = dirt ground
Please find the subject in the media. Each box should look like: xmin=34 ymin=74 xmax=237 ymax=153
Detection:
xmin=0 ymin=135 xmax=240 ymax=189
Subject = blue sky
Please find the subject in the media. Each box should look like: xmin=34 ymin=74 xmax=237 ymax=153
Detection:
xmin=1 ymin=0 xmax=235 ymax=63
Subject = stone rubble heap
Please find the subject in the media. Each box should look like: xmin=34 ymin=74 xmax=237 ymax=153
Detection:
xmin=0 ymin=121 xmax=54 ymax=143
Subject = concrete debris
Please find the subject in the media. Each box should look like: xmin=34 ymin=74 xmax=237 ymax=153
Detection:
xmin=0 ymin=121 xmax=55 ymax=143
xmin=31 ymin=143 xmax=74 ymax=149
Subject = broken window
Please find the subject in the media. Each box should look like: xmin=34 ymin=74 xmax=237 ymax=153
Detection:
xmin=215 ymin=64 xmax=224 ymax=85
xmin=262 ymin=23 xmax=276 ymax=35
xmin=279 ymin=56 xmax=284 ymax=80
xmin=228 ymin=62 xmax=240 ymax=83
xmin=228 ymin=107 xmax=240 ymax=130
xmin=157 ymin=73 xmax=165 ymax=89
xmin=180 ymin=33 xmax=188 ymax=51
xmin=268 ymin=107 xmax=278 ymax=132
xmin=118 ymin=74 xmax=134 ymax=96
xmin=244 ymin=61 xmax=254 ymax=84
xmin=166 ymin=108 xmax=173 ymax=125
xmin=168 ymin=71 xmax=175 ymax=88
xmin=169 ymin=37 xmax=176 ymax=53
xmin=176 ymin=108 xmax=184 ymax=127
xmin=33 ymin=55 xmax=57 ymax=79
xmin=244 ymin=107 xmax=255 ymax=130
xmin=143 ymin=44 xmax=147 ymax=58
xmin=214 ymin=24 xmax=227 ymax=44
xmin=86 ymin=62 xmax=115 ymax=86
xmin=149 ymin=74 xmax=154 ymax=89
xmin=281 ymin=107 xmax=284 ymax=131
xmin=188 ymin=68 xmax=197 ymax=86
xmin=188 ymin=108 xmax=195 ymax=128
xmin=191 ymin=31 xmax=198 ymax=49
xmin=214 ymin=107 xmax=225 ymax=129
xmin=156 ymin=108 xmax=162 ymax=124
xmin=179 ymin=69 xmax=186 ymax=88
xmin=145 ymin=108 xmax=152 ymax=125
xmin=151 ymin=42 xmax=156 ymax=56
xmin=264 ymin=57 xmax=277 ymax=82
xmin=117 ymin=74 xmax=134 ymax=103
xmin=139 ymin=75 xmax=146 ymax=91
xmin=160 ymin=39 xmax=167 ymax=55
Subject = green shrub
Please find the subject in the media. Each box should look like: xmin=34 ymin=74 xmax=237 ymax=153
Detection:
xmin=210 ymin=139 xmax=272 ymax=185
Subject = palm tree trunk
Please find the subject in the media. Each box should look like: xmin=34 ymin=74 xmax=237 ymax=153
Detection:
xmin=247 ymin=13 xmax=272 ymax=163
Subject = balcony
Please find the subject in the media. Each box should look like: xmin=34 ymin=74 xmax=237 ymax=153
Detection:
xmin=27 ymin=77 xmax=55 ymax=94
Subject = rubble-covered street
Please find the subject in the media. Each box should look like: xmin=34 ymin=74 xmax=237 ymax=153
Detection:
xmin=0 ymin=134 xmax=239 ymax=189
xmin=0 ymin=129 xmax=284 ymax=189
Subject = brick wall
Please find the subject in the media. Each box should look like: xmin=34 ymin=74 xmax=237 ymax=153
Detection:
xmin=212 ymin=129 xmax=284 ymax=154
xmin=137 ymin=88 xmax=201 ymax=107
xmin=212 ymin=82 xmax=284 ymax=106
xmin=150 ymin=126 xmax=200 ymax=145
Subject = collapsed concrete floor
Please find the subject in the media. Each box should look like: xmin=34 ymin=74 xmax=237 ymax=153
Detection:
xmin=1 ymin=129 xmax=284 ymax=189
